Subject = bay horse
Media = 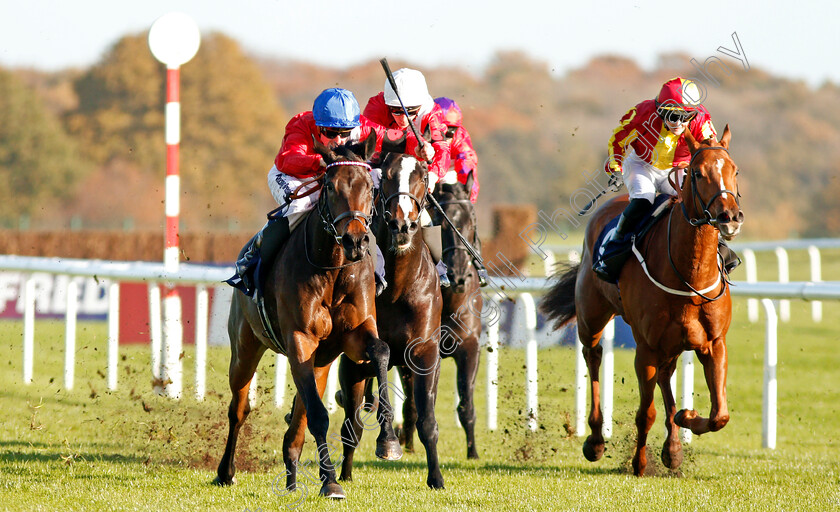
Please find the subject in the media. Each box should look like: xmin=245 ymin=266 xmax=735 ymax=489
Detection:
xmin=215 ymin=132 xmax=400 ymax=500
xmin=398 ymin=180 xmax=482 ymax=459
xmin=539 ymin=126 xmax=743 ymax=476
xmin=336 ymin=152 xmax=445 ymax=489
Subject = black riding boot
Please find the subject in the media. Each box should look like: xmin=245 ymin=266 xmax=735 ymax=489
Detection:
xmin=718 ymin=238 xmax=741 ymax=274
xmin=592 ymin=198 xmax=652 ymax=281
xmin=225 ymin=216 xmax=290 ymax=299
xmin=422 ymin=224 xmax=451 ymax=287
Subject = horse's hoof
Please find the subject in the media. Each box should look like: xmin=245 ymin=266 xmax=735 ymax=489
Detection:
xmin=582 ymin=437 xmax=605 ymax=462
xmin=661 ymin=447 xmax=683 ymax=469
xmin=376 ymin=438 xmax=403 ymax=461
xmin=427 ymin=474 xmax=445 ymax=490
xmin=335 ymin=390 xmax=345 ymax=409
xmin=212 ymin=475 xmax=236 ymax=486
xmin=319 ymin=482 xmax=346 ymax=499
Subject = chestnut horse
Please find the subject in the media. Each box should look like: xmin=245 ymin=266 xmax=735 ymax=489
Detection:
xmin=539 ymin=126 xmax=743 ymax=476
xmin=337 ymin=152 xmax=445 ymax=489
xmin=398 ymin=180 xmax=482 ymax=459
xmin=215 ymin=133 xmax=399 ymax=499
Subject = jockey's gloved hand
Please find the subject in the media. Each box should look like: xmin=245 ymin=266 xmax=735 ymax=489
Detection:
xmin=416 ymin=142 xmax=435 ymax=163
xmin=608 ymin=172 xmax=624 ymax=192
xmin=427 ymin=171 xmax=439 ymax=193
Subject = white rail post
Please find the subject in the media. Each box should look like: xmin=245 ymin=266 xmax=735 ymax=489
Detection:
xmin=248 ymin=373 xmax=258 ymax=408
xmin=195 ymin=284 xmax=209 ymax=401
xmin=774 ymin=247 xmax=790 ymax=323
xmin=22 ymin=274 xmax=35 ymax=384
xmin=486 ymin=300 xmax=499 ymax=431
xmin=107 ymin=281 xmax=120 ymax=391
xmin=392 ymin=367 xmax=404 ymax=425
xmin=326 ymin=362 xmax=339 ymax=414
xmin=543 ymin=250 xmax=556 ymax=277
xmin=521 ymin=293 xmax=538 ymax=431
xmin=743 ymin=249 xmax=758 ymax=323
xmin=64 ymin=277 xmax=78 ymax=390
xmin=602 ymin=319 xmax=614 ymax=439
xmin=808 ymin=245 xmax=822 ymax=322
xmin=575 ymin=326 xmax=586 ymax=437
xmin=761 ymin=298 xmax=778 ymax=449
xmin=681 ymin=351 xmax=694 ymax=444
xmin=148 ymin=283 xmax=163 ymax=393
xmin=274 ymin=353 xmax=287 ymax=409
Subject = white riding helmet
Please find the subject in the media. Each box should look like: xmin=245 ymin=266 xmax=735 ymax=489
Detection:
xmin=384 ymin=68 xmax=433 ymax=107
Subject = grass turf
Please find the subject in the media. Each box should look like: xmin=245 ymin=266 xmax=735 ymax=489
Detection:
xmin=1 ymin=296 xmax=839 ymax=511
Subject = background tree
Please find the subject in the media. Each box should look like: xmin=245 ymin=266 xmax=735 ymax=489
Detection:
xmin=0 ymin=67 xmax=87 ymax=224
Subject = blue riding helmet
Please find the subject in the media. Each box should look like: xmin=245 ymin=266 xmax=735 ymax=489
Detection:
xmin=312 ymin=88 xmax=361 ymax=128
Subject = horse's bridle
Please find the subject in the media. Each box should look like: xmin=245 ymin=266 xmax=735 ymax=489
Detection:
xmin=318 ymin=160 xmax=374 ymax=245
xmin=378 ymin=169 xmax=429 ymax=223
xmin=678 ymin=146 xmax=741 ymax=228
xmin=433 ymin=196 xmax=476 ymax=261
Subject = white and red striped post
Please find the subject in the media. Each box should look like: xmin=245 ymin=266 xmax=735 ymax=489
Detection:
xmin=149 ymin=12 xmax=200 ymax=399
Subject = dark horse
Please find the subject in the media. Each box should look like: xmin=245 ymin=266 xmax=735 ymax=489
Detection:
xmin=337 ymin=152 xmax=445 ymax=489
xmin=397 ymin=180 xmax=482 ymax=459
xmin=215 ymin=132 xmax=400 ymax=499
xmin=539 ymin=126 xmax=743 ymax=476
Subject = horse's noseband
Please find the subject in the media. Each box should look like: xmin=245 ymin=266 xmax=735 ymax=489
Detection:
xmin=379 ymin=170 xmax=428 ymax=223
xmin=320 ymin=161 xmax=374 ymax=245
xmin=683 ymin=146 xmax=740 ymax=228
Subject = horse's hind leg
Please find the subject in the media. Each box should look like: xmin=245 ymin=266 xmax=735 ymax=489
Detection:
xmin=577 ymin=311 xmax=613 ymax=462
xmin=657 ymin=357 xmax=683 ymax=470
xmin=632 ymin=347 xmax=658 ymax=476
xmin=454 ymin=342 xmax=480 ymax=459
xmin=675 ymin=337 xmax=730 ymax=435
xmin=215 ymin=316 xmax=266 ymax=486
xmin=396 ymin=367 xmax=417 ymax=453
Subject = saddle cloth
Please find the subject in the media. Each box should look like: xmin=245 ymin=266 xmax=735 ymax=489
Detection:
xmin=592 ymin=194 xmax=674 ymax=284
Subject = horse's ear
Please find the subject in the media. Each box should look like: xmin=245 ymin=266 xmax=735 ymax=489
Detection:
xmin=465 ymin=171 xmax=474 ymax=194
xmin=719 ymin=124 xmax=731 ymax=149
xmin=683 ymin=128 xmax=701 ymax=154
xmin=361 ymin=130 xmax=377 ymax=161
xmin=311 ymin=134 xmax=336 ymax=163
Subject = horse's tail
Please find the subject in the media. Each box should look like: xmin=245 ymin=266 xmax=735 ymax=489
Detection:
xmin=538 ymin=262 xmax=579 ymax=331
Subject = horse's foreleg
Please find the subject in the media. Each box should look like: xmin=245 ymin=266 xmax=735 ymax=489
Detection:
xmin=363 ymin=328 xmax=402 ymax=461
xmin=657 ymin=357 xmax=683 ymax=470
xmin=454 ymin=343 xmax=480 ymax=459
xmin=411 ymin=347 xmax=444 ymax=490
xmin=215 ymin=324 xmax=265 ymax=486
xmin=287 ymin=340 xmax=344 ymax=499
xmin=337 ymin=355 xmax=368 ymax=482
xmin=632 ymin=349 xmax=658 ymax=476
xmin=675 ymin=337 xmax=730 ymax=434
xmin=397 ymin=367 xmax=417 ymax=453
xmin=282 ymin=391 xmax=308 ymax=493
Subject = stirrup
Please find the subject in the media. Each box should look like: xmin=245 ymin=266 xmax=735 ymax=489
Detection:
xmin=477 ymin=267 xmax=488 ymax=287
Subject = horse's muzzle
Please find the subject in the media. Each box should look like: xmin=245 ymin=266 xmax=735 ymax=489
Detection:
xmin=389 ymin=218 xmax=418 ymax=250
xmin=341 ymin=232 xmax=370 ymax=262
xmin=716 ymin=209 xmax=744 ymax=240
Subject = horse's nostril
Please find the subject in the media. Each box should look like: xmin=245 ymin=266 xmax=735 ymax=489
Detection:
xmin=409 ymin=221 xmax=418 ymax=231
xmin=735 ymin=211 xmax=745 ymax=223
xmin=388 ymin=220 xmax=399 ymax=232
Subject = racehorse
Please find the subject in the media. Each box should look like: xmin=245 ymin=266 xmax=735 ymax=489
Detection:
xmin=539 ymin=126 xmax=743 ymax=476
xmin=398 ymin=180 xmax=482 ymax=459
xmin=336 ymin=152 xmax=445 ymax=489
xmin=215 ymin=132 xmax=400 ymax=499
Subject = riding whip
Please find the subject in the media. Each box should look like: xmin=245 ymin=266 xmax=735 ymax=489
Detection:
xmin=379 ymin=58 xmax=487 ymax=270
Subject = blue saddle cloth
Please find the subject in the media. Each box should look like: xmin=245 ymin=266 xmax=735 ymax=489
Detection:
xmin=592 ymin=195 xmax=674 ymax=284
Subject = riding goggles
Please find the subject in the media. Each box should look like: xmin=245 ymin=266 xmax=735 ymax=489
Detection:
xmin=320 ymin=127 xmax=353 ymax=139
xmin=658 ymin=108 xmax=696 ymax=125
xmin=389 ymin=105 xmax=421 ymax=117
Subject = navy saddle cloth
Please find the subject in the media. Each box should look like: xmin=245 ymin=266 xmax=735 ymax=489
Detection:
xmin=592 ymin=194 xmax=674 ymax=284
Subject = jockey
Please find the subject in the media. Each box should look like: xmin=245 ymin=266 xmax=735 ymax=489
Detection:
xmin=433 ymin=97 xmax=480 ymax=203
xmin=228 ymin=87 xmax=418 ymax=298
xmin=364 ymin=68 xmax=453 ymax=287
xmin=434 ymin=96 xmax=488 ymax=287
xmin=592 ymin=77 xmax=740 ymax=281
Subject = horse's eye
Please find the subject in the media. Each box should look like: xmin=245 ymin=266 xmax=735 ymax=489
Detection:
xmin=326 ymin=182 xmax=334 ymax=192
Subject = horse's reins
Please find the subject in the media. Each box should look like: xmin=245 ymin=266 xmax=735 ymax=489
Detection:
xmin=635 ymin=145 xmax=738 ymax=301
